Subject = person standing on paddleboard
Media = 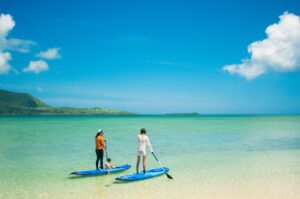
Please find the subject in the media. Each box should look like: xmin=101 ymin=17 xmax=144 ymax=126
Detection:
xmin=95 ymin=129 xmax=107 ymax=170
xmin=136 ymin=128 xmax=153 ymax=174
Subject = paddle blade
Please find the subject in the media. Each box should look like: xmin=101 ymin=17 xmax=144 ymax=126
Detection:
xmin=166 ymin=173 xmax=173 ymax=179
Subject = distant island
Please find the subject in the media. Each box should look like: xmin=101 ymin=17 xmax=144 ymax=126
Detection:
xmin=0 ymin=89 xmax=133 ymax=115
xmin=165 ymin=112 xmax=200 ymax=115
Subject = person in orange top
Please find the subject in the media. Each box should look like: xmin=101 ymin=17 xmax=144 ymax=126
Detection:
xmin=95 ymin=129 xmax=106 ymax=170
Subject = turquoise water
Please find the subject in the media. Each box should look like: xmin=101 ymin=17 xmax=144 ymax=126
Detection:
xmin=0 ymin=115 xmax=300 ymax=199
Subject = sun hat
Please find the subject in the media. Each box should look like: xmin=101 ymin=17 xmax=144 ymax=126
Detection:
xmin=98 ymin=129 xmax=105 ymax=133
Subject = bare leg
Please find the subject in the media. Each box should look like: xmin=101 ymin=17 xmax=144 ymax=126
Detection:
xmin=143 ymin=155 xmax=147 ymax=174
xmin=136 ymin=156 xmax=141 ymax=174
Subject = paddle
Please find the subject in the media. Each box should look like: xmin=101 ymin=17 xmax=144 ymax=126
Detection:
xmin=104 ymin=140 xmax=108 ymax=158
xmin=152 ymin=152 xmax=173 ymax=179
xmin=104 ymin=140 xmax=111 ymax=174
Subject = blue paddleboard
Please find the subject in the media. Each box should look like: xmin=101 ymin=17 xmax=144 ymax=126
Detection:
xmin=115 ymin=167 xmax=169 ymax=181
xmin=70 ymin=164 xmax=131 ymax=175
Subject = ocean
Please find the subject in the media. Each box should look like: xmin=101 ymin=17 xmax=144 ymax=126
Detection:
xmin=0 ymin=115 xmax=299 ymax=199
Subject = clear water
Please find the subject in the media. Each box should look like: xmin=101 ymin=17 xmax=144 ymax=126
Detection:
xmin=0 ymin=115 xmax=299 ymax=199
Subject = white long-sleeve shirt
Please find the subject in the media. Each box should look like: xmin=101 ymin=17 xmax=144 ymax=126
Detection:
xmin=137 ymin=134 xmax=153 ymax=153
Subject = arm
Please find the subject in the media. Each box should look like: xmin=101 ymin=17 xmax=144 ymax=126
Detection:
xmin=110 ymin=163 xmax=115 ymax=169
xmin=146 ymin=137 xmax=154 ymax=153
xmin=137 ymin=135 xmax=141 ymax=150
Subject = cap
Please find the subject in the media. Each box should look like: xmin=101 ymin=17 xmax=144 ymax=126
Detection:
xmin=98 ymin=129 xmax=104 ymax=133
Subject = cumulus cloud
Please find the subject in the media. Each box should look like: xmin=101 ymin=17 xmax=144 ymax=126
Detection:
xmin=0 ymin=14 xmax=35 ymax=52
xmin=36 ymin=48 xmax=61 ymax=59
xmin=23 ymin=60 xmax=48 ymax=74
xmin=0 ymin=14 xmax=14 ymax=74
xmin=0 ymin=14 xmax=15 ymax=42
xmin=223 ymin=12 xmax=300 ymax=79
xmin=0 ymin=51 xmax=12 ymax=74
xmin=0 ymin=13 xmax=62 ymax=75
xmin=0 ymin=13 xmax=36 ymax=75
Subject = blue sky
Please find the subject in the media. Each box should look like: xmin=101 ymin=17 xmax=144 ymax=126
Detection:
xmin=0 ymin=0 xmax=300 ymax=114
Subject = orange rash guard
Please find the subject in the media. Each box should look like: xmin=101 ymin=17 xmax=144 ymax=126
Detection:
xmin=96 ymin=136 xmax=105 ymax=150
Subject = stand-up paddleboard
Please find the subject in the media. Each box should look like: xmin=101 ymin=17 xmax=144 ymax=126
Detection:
xmin=70 ymin=164 xmax=131 ymax=175
xmin=116 ymin=167 xmax=169 ymax=182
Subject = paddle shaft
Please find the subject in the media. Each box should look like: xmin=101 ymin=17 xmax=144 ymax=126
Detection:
xmin=105 ymin=141 xmax=108 ymax=158
xmin=152 ymin=152 xmax=161 ymax=165
xmin=152 ymin=152 xmax=173 ymax=179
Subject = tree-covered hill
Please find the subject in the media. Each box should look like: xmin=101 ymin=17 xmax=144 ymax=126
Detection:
xmin=0 ymin=89 xmax=133 ymax=115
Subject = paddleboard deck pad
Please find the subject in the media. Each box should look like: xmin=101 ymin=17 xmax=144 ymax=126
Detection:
xmin=70 ymin=164 xmax=131 ymax=175
xmin=116 ymin=167 xmax=169 ymax=181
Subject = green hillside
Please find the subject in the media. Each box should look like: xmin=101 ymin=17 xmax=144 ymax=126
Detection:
xmin=0 ymin=89 xmax=133 ymax=115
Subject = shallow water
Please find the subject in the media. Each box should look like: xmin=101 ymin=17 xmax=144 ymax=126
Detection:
xmin=0 ymin=115 xmax=300 ymax=199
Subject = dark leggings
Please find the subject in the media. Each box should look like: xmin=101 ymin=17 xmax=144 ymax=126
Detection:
xmin=96 ymin=149 xmax=104 ymax=169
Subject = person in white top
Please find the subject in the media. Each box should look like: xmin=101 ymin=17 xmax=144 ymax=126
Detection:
xmin=136 ymin=128 xmax=153 ymax=174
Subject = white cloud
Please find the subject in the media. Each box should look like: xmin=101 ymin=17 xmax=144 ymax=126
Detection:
xmin=0 ymin=14 xmax=15 ymax=42
xmin=0 ymin=51 xmax=12 ymax=74
xmin=37 ymin=86 xmax=44 ymax=92
xmin=5 ymin=38 xmax=36 ymax=53
xmin=0 ymin=14 xmax=14 ymax=74
xmin=0 ymin=13 xmax=61 ymax=75
xmin=0 ymin=13 xmax=36 ymax=75
xmin=223 ymin=12 xmax=300 ymax=79
xmin=23 ymin=60 xmax=49 ymax=74
xmin=36 ymin=48 xmax=61 ymax=59
xmin=0 ymin=14 xmax=35 ymax=53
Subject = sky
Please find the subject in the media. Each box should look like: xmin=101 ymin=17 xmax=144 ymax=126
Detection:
xmin=0 ymin=0 xmax=300 ymax=114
